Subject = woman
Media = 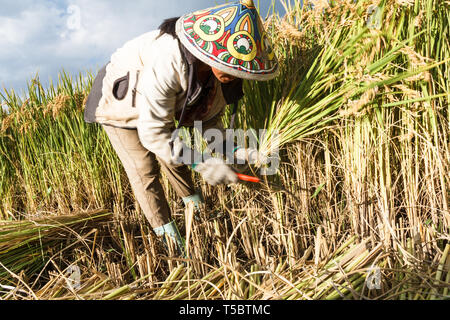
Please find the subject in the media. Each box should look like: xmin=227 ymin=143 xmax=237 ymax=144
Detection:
xmin=84 ymin=0 xmax=279 ymax=253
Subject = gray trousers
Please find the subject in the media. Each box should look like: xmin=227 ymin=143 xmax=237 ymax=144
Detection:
xmin=102 ymin=125 xmax=196 ymax=228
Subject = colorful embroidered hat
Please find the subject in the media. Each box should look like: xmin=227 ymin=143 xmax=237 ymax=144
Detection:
xmin=176 ymin=0 xmax=279 ymax=81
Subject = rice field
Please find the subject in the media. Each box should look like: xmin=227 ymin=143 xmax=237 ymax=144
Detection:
xmin=0 ymin=0 xmax=449 ymax=300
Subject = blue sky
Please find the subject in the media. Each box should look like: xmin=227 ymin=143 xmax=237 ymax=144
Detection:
xmin=0 ymin=0 xmax=289 ymax=96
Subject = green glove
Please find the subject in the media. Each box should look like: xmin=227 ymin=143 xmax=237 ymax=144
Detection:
xmin=153 ymin=221 xmax=185 ymax=256
xmin=182 ymin=193 xmax=204 ymax=210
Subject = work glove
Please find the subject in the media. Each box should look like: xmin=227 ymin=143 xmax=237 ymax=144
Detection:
xmin=153 ymin=221 xmax=186 ymax=257
xmin=182 ymin=193 xmax=204 ymax=210
xmin=234 ymin=147 xmax=270 ymax=165
xmin=193 ymin=157 xmax=239 ymax=186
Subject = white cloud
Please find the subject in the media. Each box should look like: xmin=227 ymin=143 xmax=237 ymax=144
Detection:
xmin=0 ymin=0 xmax=184 ymax=92
xmin=0 ymin=0 xmax=285 ymax=93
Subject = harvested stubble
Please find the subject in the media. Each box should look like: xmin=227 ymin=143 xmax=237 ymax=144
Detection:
xmin=9 ymin=230 xmax=447 ymax=300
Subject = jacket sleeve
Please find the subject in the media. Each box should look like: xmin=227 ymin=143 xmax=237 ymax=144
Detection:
xmin=135 ymin=44 xmax=186 ymax=166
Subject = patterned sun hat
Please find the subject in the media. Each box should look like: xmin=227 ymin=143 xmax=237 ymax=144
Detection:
xmin=176 ymin=0 xmax=279 ymax=81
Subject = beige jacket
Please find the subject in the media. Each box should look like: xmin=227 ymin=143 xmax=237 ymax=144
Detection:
xmin=93 ymin=30 xmax=227 ymax=165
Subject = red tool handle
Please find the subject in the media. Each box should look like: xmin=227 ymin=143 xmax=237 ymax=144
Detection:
xmin=236 ymin=173 xmax=261 ymax=183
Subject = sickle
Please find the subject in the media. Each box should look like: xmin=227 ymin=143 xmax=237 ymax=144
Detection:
xmin=236 ymin=173 xmax=261 ymax=183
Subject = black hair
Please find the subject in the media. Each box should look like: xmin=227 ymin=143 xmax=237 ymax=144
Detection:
xmin=158 ymin=17 xmax=180 ymax=39
xmin=158 ymin=16 xmax=198 ymax=65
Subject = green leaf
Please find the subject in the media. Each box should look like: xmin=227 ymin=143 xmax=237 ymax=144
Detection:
xmin=311 ymin=183 xmax=325 ymax=199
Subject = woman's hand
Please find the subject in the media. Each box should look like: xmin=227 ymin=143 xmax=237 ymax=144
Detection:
xmin=193 ymin=157 xmax=239 ymax=186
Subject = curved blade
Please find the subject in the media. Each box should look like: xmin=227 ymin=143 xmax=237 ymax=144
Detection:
xmin=236 ymin=173 xmax=261 ymax=183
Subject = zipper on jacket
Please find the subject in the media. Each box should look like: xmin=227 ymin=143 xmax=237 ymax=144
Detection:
xmin=132 ymin=70 xmax=140 ymax=108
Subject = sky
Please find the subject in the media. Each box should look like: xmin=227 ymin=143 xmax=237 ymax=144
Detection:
xmin=0 ymin=0 xmax=288 ymax=96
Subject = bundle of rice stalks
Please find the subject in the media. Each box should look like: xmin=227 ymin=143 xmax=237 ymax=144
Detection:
xmin=247 ymin=0 xmax=449 ymax=157
xmin=0 ymin=210 xmax=112 ymax=297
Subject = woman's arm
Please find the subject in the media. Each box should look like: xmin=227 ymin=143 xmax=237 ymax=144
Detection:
xmin=135 ymin=41 xmax=187 ymax=166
